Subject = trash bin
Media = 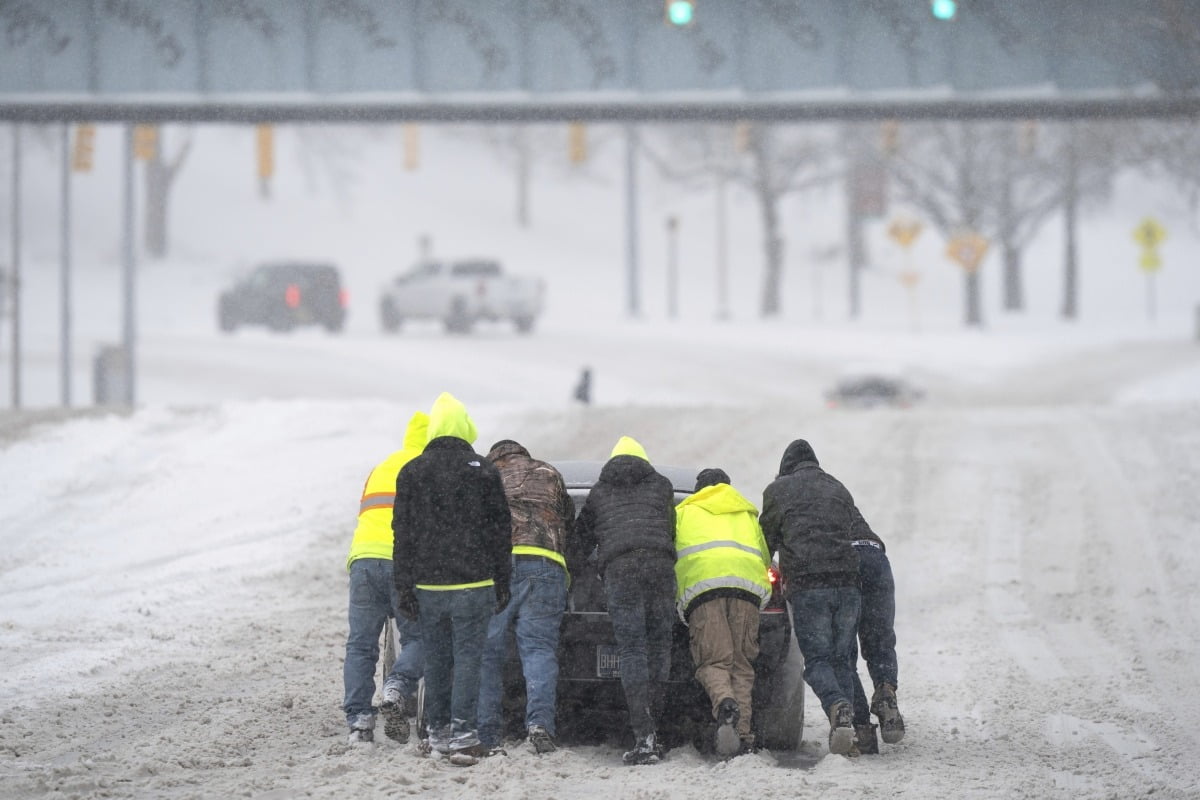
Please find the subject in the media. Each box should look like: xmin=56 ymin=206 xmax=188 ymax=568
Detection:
xmin=93 ymin=344 xmax=127 ymax=406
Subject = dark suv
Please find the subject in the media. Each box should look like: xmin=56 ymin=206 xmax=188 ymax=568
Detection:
xmin=494 ymin=461 xmax=806 ymax=753
xmin=217 ymin=262 xmax=347 ymax=333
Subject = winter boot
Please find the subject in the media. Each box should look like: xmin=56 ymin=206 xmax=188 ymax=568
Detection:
xmin=854 ymin=723 xmax=880 ymax=755
xmin=528 ymin=725 xmax=557 ymax=754
xmin=827 ymin=701 xmax=854 ymax=755
xmin=347 ymin=712 xmax=375 ymax=745
xmin=380 ymin=687 xmax=410 ymax=743
xmin=871 ymin=683 xmax=906 ymax=744
xmin=714 ymin=698 xmax=741 ymax=759
xmin=622 ymin=732 xmax=662 ymax=765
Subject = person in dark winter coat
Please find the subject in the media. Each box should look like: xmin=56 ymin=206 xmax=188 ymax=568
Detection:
xmin=759 ymin=439 xmax=861 ymax=756
xmin=846 ymin=506 xmax=905 ymax=754
xmin=392 ymin=392 xmax=512 ymax=760
xmin=572 ymin=436 xmax=677 ymax=765
xmin=477 ymin=440 xmax=576 ymax=755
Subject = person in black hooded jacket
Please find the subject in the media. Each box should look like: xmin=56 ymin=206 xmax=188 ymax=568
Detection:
xmin=572 ymin=435 xmax=677 ymax=765
xmin=759 ymin=438 xmax=861 ymax=756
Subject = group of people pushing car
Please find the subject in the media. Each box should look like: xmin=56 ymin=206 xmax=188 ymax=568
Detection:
xmin=341 ymin=391 xmax=905 ymax=765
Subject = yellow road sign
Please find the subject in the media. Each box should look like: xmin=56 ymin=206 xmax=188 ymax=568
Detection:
xmin=1133 ymin=217 xmax=1166 ymax=250
xmin=1140 ymin=251 xmax=1162 ymax=272
xmin=946 ymin=232 xmax=989 ymax=272
xmin=888 ymin=217 xmax=922 ymax=248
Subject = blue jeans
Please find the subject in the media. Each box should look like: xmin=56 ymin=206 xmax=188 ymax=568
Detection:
xmin=789 ymin=585 xmax=861 ymax=718
xmin=478 ymin=556 xmax=568 ymax=747
xmin=604 ymin=553 xmax=677 ymax=739
xmin=343 ymin=558 xmax=424 ymax=725
xmin=850 ymin=544 xmax=899 ymax=726
xmin=417 ymin=584 xmax=495 ymax=739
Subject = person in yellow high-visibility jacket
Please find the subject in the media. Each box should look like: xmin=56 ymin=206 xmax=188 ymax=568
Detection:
xmin=674 ymin=467 xmax=772 ymax=758
xmin=343 ymin=410 xmax=428 ymax=746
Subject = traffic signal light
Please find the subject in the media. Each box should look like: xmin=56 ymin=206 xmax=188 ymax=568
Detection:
xmin=567 ymin=122 xmax=587 ymax=164
xmin=931 ymin=0 xmax=957 ymax=20
xmin=72 ymin=124 xmax=96 ymax=172
xmin=664 ymin=0 xmax=695 ymax=26
xmin=133 ymin=124 xmax=158 ymax=161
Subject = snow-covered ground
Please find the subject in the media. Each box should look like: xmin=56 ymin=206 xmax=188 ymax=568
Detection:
xmin=1 ymin=123 xmax=1200 ymax=799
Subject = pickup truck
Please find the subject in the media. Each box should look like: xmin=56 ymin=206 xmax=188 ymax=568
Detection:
xmin=378 ymin=258 xmax=544 ymax=334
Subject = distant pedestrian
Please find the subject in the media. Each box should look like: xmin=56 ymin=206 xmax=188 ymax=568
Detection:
xmin=477 ymin=440 xmax=576 ymax=755
xmin=847 ymin=506 xmax=905 ymax=754
xmin=673 ymin=468 xmax=772 ymax=758
xmin=573 ymin=436 xmax=677 ymax=765
xmin=573 ymin=367 xmax=592 ymax=405
xmin=760 ymin=439 xmax=861 ymax=756
xmin=392 ymin=392 xmax=512 ymax=762
xmin=342 ymin=410 xmax=428 ymax=746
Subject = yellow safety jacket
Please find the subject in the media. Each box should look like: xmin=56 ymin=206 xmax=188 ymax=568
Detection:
xmin=673 ymin=482 xmax=772 ymax=618
xmin=346 ymin=411 xmax=429 ymax=570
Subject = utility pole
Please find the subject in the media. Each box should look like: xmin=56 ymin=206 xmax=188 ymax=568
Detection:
xmin=60 ymin=123 xmax=73 ymax=407
xmin=10 ymin=124 xmax=21 ymax=409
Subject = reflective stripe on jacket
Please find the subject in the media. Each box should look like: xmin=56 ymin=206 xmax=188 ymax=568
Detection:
xmin=673 ymin=483 xmax=772 ymax=617
xmin=345 ymin=412 xmax=428 ymax=570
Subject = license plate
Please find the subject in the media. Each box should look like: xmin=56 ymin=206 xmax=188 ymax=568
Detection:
xmin=596 ymin=644 xmax=621 ymax=678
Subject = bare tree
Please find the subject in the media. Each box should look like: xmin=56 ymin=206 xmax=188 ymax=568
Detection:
xmin=642 ymin=124 xmax=838 ymax=318
xmin=144 ymin=127 xmax=193 ymax=260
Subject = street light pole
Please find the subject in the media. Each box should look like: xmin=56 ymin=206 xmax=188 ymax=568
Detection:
xmin=666 ymin=216 xmax=679 ymax=320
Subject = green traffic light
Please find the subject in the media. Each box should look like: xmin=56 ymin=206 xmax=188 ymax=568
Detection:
xmin=931 ymin=0 xmax=957 ymax=20
xmin=667 ymin=0 xmax=695 ymax=26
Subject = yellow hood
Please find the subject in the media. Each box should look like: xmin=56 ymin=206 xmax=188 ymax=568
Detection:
xmin=403 ymin=411 xmax=430 ymax=452
xmin=610 ymin=435 xmax=648 ymax=461
xmin=427 ymin=392 xmax=478 ymax=444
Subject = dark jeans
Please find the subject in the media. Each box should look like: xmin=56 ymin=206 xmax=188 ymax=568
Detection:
xmin=603 ymin=552 xmax=677 ymax=739
xmin=850 ymin=543 xmax=899 ymax=726
xmin=789 ymin=585 xmax=861 ymax=718
xmin=416 ymin=584 xmax=495 ymax=739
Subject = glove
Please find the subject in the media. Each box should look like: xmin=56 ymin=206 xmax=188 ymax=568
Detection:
xmin=396 ymin=587 xmax=419 ymax=621
xmin=494 ymin=581 xmax=511 ymax=613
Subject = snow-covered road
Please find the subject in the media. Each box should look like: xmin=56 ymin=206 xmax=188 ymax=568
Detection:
xmin=2 ymin=326 xmax=1199 ymax=799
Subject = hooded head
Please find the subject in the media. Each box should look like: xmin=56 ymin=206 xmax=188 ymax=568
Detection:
xmin=402 ymin=411 xmax=430 ymax=453
xmin=487 ymin=439 xmax=530 ymax=463
xmin=609 ymin=435 xmax=649 ymax=462
xmin=694 ymin=467 xmax=731 ymax=492
xmin=778 ymin=438 xmax=818 ymax=476
xmin=426 ymin=392 xmax=478 ymax=444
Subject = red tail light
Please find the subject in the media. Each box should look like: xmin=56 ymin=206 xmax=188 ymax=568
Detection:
xmin=339 ymin=289 xmax=349 ymax=308
xmin=284 ymin=284 xmax=301 ymax=308
xmin=768 ymin=564 xmax=780 ymax=586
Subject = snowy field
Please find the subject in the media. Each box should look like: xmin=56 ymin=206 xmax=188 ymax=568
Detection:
xmin=2 ymin=124 xmax=1200 ymax=799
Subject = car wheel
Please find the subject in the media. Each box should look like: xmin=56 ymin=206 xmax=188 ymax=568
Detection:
xmin=444 ymin=297 xmax=473 ymax=334
xmin=322 ymin=316 xmax=344 ymax=334
xmin=756 ymin=632 xmax=806 ymax=751
xmin=513 ymin=315 xmax=535 ymax=334
xmin=380 ymin=298 xmax=402 ymax=333
xmin=218 ymin=298 xmax=238 ymax=333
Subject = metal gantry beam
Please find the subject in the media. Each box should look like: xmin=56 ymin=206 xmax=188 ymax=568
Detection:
xmin=2 ymin=95 xmax=1200 ymax=124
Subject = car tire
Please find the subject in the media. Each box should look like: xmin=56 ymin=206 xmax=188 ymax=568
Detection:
xmin=513 ymin=315 xmax=535 ymax=334
xmin=444 ymin=297 xmax=473 ymax=334
xmin=218 ymin=297 xmax=238 ymax=333
xmin=756 ymin=630 xmax=806 ymax=751
xmin=380 ymin=298 xmax=402 ymax=333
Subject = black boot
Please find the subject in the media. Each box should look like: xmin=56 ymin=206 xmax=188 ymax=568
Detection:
xmin=871 ymin=683 xmax=906 ymax=744
xmin=715 ymin=698 xmax=740 ymax=758
xmin=854 ymin=723 xmax=879 ymax=755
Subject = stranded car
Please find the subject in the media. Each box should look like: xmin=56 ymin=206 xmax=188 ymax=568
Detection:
xmin=217 ymin=261 xmax=347 ymax=333
xmin=417 ymin=461 xmax=806 ymax=754
xmin=824 ymin=374 xmax=924 ymax=409
xmin=378 ymin=258 xmax=544 ymax=334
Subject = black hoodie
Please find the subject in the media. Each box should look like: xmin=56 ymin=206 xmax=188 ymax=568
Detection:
xmin=572 ymin=455 xmax=676 ymax=576
xmin=759 ymin=439 xmax=859 ymax=591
